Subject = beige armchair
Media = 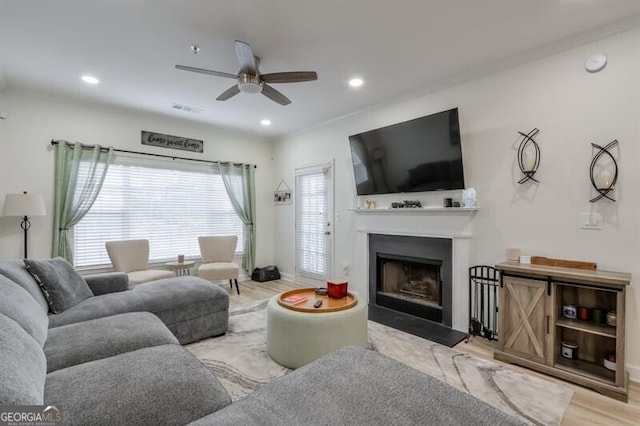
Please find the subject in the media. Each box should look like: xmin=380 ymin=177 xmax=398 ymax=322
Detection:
xmin=198 ymin=235 xmax=240 ymax=294
xmin=105 ymin=239 xmax=174 ymax=286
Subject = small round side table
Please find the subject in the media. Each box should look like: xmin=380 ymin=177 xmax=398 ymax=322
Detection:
xmin=165 ymin=260 xmax=195 ymax=277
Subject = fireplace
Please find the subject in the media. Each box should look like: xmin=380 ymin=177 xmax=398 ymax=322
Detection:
xmin=376 ymin=253 xmax=443 ymax=323
xmin=352 ymin=207 xmax=476 ymax=346
xmin=368 ymin=233 xmax=466 ymax=346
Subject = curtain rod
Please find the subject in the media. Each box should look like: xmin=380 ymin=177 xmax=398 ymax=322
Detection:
xmin=49 ymin=140 xmax=257 ymax=168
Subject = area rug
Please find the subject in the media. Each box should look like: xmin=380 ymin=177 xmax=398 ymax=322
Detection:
xmin=187 ymin=299 xmax=574 ymax=426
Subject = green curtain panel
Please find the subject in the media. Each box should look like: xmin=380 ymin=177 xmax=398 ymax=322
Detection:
xmin=52 ymin=141 xmax=113 ymax=263
xmin=217 ymin=162 xmax=256 ymax=272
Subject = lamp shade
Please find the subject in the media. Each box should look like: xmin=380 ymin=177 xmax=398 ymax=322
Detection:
xmin=2 ymin=193 xmax=47 ymax=217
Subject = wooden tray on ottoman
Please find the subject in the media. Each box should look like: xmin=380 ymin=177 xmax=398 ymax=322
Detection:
xmin=277 ymin=288 xmax=357 ymax=313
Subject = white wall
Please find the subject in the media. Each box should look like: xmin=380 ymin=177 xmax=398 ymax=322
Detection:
xmin=0 ymin=89 xmax=275 ymax=268
xmin=272 ymin=29 xmax=640 ymax=377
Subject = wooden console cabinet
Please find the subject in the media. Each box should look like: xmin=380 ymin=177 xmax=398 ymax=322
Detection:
xmin=494 ymin=262 xmax=631 ymax=402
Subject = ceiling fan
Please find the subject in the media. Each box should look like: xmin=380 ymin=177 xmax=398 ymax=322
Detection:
xmin=175 ymin=40 xmax=318 ymax=106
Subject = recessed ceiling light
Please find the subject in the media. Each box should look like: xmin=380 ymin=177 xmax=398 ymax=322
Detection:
xmin=81 ymin=75 xmax=99 ymax=85
xmin=261 ymin=119 xmax=272 ymax=126
xmin=349 ymin=78 xmax=364 ymax=88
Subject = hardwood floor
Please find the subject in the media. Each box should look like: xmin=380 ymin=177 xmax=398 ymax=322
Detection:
xmin=226 ymin=278 xmax=303 ymax=306
xmin=230 ymin=279 xmax=640 ymax=425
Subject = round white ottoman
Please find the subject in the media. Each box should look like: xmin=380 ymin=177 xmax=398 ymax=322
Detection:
xmin=266 ymin=294 xmax=368 ymax=369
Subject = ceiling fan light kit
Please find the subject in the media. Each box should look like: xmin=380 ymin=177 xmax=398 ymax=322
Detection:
xmin=238 ymin=73 xmax=263 ymax=94
xmin=176 ymin=40 xmax=317 ymax=106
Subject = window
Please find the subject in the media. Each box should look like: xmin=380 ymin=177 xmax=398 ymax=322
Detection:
xmin=74 ymin=156 xmax=244 ymax=269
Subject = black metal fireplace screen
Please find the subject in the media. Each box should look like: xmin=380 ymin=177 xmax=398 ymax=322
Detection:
xmin=468 ymin=265 xmax=499 ymax=341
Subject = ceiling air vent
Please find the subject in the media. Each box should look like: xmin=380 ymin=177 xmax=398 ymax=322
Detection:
xmin=172 ymin=103 xmax=202 ymax=114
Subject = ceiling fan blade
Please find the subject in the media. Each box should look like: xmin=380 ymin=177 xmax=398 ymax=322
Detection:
xmin=262 ymin=84 xmax=291 ymax=106
xmin=175 ymin=65 xmax=237 ymax=79
xmin=234 ymin=40 xmax=258 ymax=74
xmin=261 ymin=71 xmax=318 ymax=83
xmin=216 ymin=85 xmax=241 ymax=101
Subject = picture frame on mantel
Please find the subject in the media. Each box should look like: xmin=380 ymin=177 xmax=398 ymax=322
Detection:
xmin=274 ymin=179 xmax=292 ymax=205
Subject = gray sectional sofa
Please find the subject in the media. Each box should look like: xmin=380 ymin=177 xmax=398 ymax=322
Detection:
xmin=191 ymin=345 xmax=525 ymax=426
xmin=1 ymin=259 xmax=523 ymax=425
xmin=0 ymin=259 xmax=229 ymax=344
xmin=0 ymin=259 xmax=232 ymax=425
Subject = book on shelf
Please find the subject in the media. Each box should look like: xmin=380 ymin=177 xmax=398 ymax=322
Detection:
xmin=282 ymin=295 xmax=308 ymax=305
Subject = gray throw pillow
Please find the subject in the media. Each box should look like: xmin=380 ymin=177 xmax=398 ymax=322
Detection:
xmin=23 ymin=257 xmax=93 ymax=314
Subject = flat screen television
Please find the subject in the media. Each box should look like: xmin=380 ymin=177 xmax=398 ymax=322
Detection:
xmin=348 ymin=107 xmax=464 ymax=196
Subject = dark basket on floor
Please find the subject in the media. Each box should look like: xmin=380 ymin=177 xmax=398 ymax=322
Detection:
xmin=251 ymin=265 xmax=281 ymax=282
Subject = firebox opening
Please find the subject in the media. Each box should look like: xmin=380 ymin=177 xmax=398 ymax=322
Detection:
xmin=376 ymin=253 xmax=444 ymax=323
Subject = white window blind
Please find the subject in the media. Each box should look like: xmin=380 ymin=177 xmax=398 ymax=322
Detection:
xmin=74 ymin=156 xmax=244 ymax=269
xmin=295 ymin=168 xmax=328 ymax=279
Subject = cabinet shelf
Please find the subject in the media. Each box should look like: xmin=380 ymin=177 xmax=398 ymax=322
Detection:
xmin=555 ymin=357 xmax=615 ymax=385
xmin=555 ymin=318 xmax=616 ymax=338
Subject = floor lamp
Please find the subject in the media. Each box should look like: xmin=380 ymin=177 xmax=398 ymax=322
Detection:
xmin=2 ymin=191 xmax=47 ymax=258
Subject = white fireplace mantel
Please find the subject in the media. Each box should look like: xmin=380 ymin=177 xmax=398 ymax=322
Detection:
xmin=350 ymin=207 xmax=478 ymax=333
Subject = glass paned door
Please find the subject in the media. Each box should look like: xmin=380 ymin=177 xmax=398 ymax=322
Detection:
xmin=295 ymin=164 xmax=332 ymax=283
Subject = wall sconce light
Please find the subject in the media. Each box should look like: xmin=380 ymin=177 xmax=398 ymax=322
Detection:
xmin=516 ymin=128 xmax=541 ymax=184
xmin=589 ymin=140 xmax=618 ymax=203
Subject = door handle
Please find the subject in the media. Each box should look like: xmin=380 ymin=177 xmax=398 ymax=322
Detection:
xmin=324 ymin=231 xmax=331 ymax=235
xmin=546 ymin=315 xmax=550 ymax=334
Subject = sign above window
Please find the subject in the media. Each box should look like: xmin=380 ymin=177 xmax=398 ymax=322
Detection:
xmin=141 ymin=130 xmax=204 ymax=153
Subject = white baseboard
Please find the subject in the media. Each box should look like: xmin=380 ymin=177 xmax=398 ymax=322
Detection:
xmin=280 ymin=272 xmax=295 ymax=282
xmin=627 ymin=363 xmax=640 ymax=383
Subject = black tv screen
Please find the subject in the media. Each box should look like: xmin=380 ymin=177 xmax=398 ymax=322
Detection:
xmin=348 ymin=108 xmax=464 ymax=196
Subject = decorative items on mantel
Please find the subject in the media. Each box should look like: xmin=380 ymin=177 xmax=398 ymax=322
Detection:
xmin=516 ymin=128 xmax=541 ymax=184
xmin=589 ymin=139 xmax=618 ymax=203
xmin=350 ymin=207 xmax=478 ymax=214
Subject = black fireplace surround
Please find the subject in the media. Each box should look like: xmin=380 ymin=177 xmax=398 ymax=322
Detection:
xmin=368 ymin=234 xmax=466 ymax=347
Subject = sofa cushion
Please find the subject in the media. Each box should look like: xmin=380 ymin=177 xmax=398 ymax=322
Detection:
xmin=45 ymin=345 xmax=232 ymax=426
xmin=48 ymin=277 xmax=229 ymax=344
xmin=0 ymin=274 xmax=49 ymax=346
xmin=0 ymin=259 xmax=50 ymax=312
xmin=0 ymin=313 xmax=47 ymax=405
xmin=190 ymin=346 xmax=524 ymax=426
xmin=167 ymin=310 xmax=228 ymax=345
xmin=45 ymin=312 xmax=178 ymax=372
xmin=24 ymin=257 xmax=93 ymax=314
xmin=84 ymin=272 xmax=129 ymax=295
